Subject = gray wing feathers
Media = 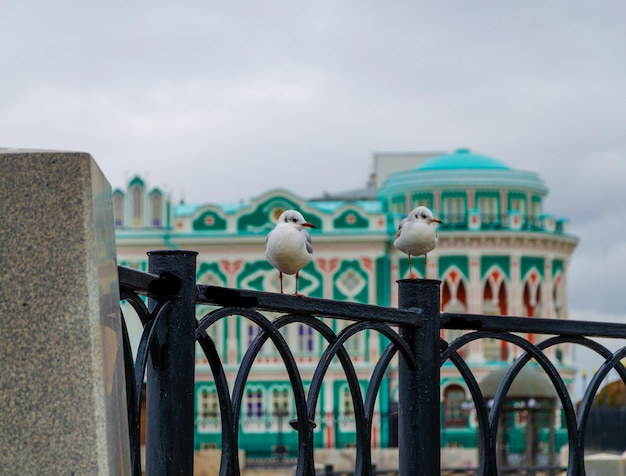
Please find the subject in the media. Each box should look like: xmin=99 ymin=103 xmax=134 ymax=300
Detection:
xmin=304 ymin=230 xmax=313 ymax=254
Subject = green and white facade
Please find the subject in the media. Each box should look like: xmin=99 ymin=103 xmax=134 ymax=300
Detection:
xmin=115 ymin=149 xmax=578 ymax=457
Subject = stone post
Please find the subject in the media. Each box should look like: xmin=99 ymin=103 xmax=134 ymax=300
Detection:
xmin=0 ymin=149 xmax=130 ymax=474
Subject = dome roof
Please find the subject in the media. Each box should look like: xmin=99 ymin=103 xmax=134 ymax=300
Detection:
xmin=480 ymin=366 xmax=558 ymax=399
xmin=378 ymin=148 xmax=547 ymax=198
xmin=416 ymin=149 xmax=510 ymax=171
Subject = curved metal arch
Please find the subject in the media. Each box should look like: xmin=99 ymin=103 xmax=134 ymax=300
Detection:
xmin=442 ymin=331 xmax=626 ymax=474
xmin=119 ymin=290 xmax=173 ymax=476
xmin=225 ymin=309 xmax=311 ymax=476
xmin=195 ymin=307 xmax=246 ymax=476
xmin=308 ymin=319 xmax=375 ymax=476
xmin=120 ymin=309 xmax=142 ymax=476
xmin=272 ymin=314 xmax=368 ymax=476
xmin=362 ymin=342 xmax=400 ymax=465
xmin=575 ymin=345 xmax=626 ymax=472
xmin=484 ymin=333 xmax=573 ymax=471
xmin=444 ymin=348 xmax=492 ymax=475
xmin=441 ymin=330 xmax=575 ymax=472
xmin=195 ymin=332 xmax=236 ymax=476
xmin=293 ymin=316 xmax=417 ymax=476
xmin=513 ymin=335 xmax=626 ymax=473
xmin=120 ymin=290 xmax=152 ymax=326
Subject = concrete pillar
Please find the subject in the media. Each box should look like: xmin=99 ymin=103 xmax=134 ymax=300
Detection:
xmin=0 ymin=149 xmax=130 ymax=474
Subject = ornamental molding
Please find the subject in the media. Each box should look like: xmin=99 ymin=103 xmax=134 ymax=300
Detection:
xmin=437 ymin=232 xmax=577 ymax=255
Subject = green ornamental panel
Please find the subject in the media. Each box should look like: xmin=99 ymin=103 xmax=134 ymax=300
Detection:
xmin=552 ymin=259 xmax=564 ymax=277
xmin=237 ymin=196 xmax=322 ymax=233
xmin=197 ymin=262 xmax=228 ymax=286
xmin=193 ymin=210 xmax=227 ymax=231
xmin=237 ymin=260 xmax=323 ymax=297
xmin=333 ymin=209 xmax=369 ymax=229
xmin=128 ymin=175 xmax=145 ymax=188
xmin=481 ymin=256 xmax=510 ymax=279
xmin=333 ymin=260 xmax=369 ymax=303
xmin=438 ymin=256 xmax=469 ymax=280
xmin=521 ymin=256 xmax=544 ymax=279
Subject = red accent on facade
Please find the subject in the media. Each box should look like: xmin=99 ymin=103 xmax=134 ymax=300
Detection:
xmin=361 ymin=257 xmax=374 ymax=272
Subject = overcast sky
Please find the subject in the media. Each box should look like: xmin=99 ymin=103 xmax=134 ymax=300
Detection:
xmin=2 ymin=1 xmax=625 ymax=380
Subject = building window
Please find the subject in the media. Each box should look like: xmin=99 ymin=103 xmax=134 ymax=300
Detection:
xmin=199 ymin=387 xmax=219 ymax=419
xmin=553 ymin=274 xmax=564 ymax=318
xmin=244 ymin=322 xmax=277 ymax=356
xmin=245 ymin=387 xmax=264 ymax=419
xmin=478 ymin=196 xmax=498 ymax=224
xmin=151 ymin=192 xmax=162 ymax=227
xmin=444 ymin=385 xmax=467 ymax=428
xmin=443 ymin=196 xmax=466 ymax=225
xmin=197 ymin=387 xmax=220 ymax=433
xmin=483 ymin=272 xmax=508 ymax=361
xmin=335 ymin=320 xmax=363 ymax=355
xmin=509 ymin=197 xmax=525 ymax=215
xmin=412 ymin=198 xmax=432 ymax=210
xmin=271 ymin=387 xmax=291 ymax=418
xmin=132 ymin=185 xmax=143 ymax=227
xmin=523 ymin=279 xmax=542 ymax=318
xmin=297 ymin=324 xmax=314 ymax=354
xmin=113 ymin=193 xmax=124 ymax=227
xmin=341 ymin=386 xmax=354 ymax=418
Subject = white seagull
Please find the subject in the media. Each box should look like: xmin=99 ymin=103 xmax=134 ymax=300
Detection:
xmin=394 ymin=206 xmax=442 ymax=278
xmin=265 ymin=210 xmax=316 ymax=295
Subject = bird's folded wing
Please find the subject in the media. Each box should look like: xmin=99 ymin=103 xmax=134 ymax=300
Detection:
xmin=304 ymin=230 xmax=313 ymax=254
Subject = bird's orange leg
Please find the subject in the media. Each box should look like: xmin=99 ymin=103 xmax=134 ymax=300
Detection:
xmin=294 ymin=271 xmax=305 ymax=296
xmin=408 ymin=255 xmax=417 ymax=279
xmin=279 ymin=271 xmax=284 ymax=294
xmin=423 ymin=253 xmax=428 ymax=279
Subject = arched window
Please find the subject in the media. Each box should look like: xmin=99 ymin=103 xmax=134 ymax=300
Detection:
xmin=198 ymin=387 xmax=219 ymax=419
xmin=245 ymin=387 xmax=264 ymax=419
xmin=113 ymin=192 xmax=124 ymax=227
xmin=553 ymin=274 xmax=564 ymax=318
xmin=441 ymin=270 xmax=468 ymax=356
xmin=297 ymin=324 xmax=315 ymax=354
xmin=483 ymin=268 xmax=508 ymax=361
xmin=523 ymin=270 xmax=542 ymax=318
xmin=150 ymin=191 xmax=162 ymax=227
xmin=132 ymin=185 xmax=143 ymax=227
xmin=443 ymin=385 xmax=467 ymax=428
xmin=271 ymin=387 xmax=291 ymax=418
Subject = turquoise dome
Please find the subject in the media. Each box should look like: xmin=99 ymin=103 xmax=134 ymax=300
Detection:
xmin=378 ymin=148 xmax=547 ymax=199
xmin=416 ymin=149 xmax=510 ymax=171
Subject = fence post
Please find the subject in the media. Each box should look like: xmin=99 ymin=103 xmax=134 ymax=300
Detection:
xmin=0 ymin=150 xmax=130 ymax=474
xmin=397 ymin=278 xmax=441 ymax=475
xmin=146 ymin=250 xmax=198 ymax=475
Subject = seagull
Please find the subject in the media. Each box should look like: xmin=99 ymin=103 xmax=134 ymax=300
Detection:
xmin=394 ymin=206 xmax=441 ymax=279
xmin=265 ymin=210 xmax=316 ymax=295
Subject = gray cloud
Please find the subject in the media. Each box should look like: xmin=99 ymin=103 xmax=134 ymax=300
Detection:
xmin=1 ymin=1 xmax=625 ymax=327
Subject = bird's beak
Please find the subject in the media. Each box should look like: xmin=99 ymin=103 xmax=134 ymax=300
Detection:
xmin=302 ymin=222 xmax=316 ymax=228
xmin=431 ymin=218 xmax=442 ymax=224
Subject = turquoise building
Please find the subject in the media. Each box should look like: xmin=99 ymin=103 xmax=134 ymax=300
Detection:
xmin=115 ymin=149 xmax=578 ymax=460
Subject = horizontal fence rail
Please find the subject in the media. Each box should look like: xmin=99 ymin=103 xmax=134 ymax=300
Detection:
xmin=117 ymin=251 xmax=626 ymax=476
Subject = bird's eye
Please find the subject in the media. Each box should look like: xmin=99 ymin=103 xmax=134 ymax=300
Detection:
xmin=292 ymin=217 xmax=298 ymax=222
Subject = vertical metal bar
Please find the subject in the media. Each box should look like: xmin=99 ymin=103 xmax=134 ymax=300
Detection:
xmin=146 ymin=250 xmax=198 ymax=475
xmin=397 ymin=278 xmax=441 ymax=476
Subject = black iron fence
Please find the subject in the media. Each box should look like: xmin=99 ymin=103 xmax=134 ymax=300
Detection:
xmin=118 ymin=250 xmax=626 ymax=475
